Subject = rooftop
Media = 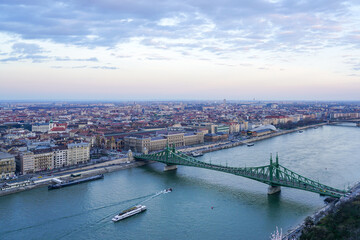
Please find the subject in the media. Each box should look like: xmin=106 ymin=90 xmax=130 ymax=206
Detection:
xmin=0 ymin=152 xmax=15 ymax=160
xmin=68 ymin=142 xmax=89 ymax=147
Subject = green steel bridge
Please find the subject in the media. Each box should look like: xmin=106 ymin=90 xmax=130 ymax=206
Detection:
xmin=135 ymin=146 xmax=347 ymax=198
xmin=329 ymin=119 xmax=360 ymax=127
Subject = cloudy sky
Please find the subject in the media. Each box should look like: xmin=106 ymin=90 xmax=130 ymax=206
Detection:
xmin=0 ymin=0 xmax=360 ymax=101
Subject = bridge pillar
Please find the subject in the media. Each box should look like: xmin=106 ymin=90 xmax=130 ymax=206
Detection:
xmin=268 ymin=186 xmax=281 ymax=195
xmin=127 ymin=149 xmax=134 ymax=162
xmin=164 ymin=164 xmax=177 ymax=171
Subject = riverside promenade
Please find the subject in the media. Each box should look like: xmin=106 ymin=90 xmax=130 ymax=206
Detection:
xmin=182 ymin=123 xmax=327 ymax=155
xmin=0 ymin=159 xmax=146 ymax=197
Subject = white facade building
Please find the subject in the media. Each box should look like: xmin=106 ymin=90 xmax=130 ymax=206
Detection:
xmin=18 ymin=151 xmax=35 ymax=174
xmin=68 ymin=142 xmax=90 ymax=165
xmin=53 ymin=146 xmax=69 ymax=168
xmin=32 ymin=123 xmax=49 ymax=133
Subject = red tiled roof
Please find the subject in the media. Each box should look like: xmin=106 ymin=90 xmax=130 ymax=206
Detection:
xmin=50 ymin=127 xmax=66 ymax=131
xmin=265 ymin=116 xmax=287 ymax=119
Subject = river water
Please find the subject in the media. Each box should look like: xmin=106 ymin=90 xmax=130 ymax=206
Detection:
xmin=1 ymin=125 xmax=359 ymax=240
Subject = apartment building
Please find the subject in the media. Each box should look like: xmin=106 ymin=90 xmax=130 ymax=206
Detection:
xmin=18 ymin=151 xmax=35 ymax=174
xmin=16 ymin=143 xmax=90 ymax=174
xmin=124 ymin=131 xmax=204 ymax=153
xmin=53 ymin=145 xmax=68 ymax=168
xmin=68 ymin=142 xmax=90 ymax=165
xmin=0 ymin=152 xmax=16 ymax=179
xmin=31 ymin=123 xmax=49 ymax=133
xmin=33 ymin=148 xmax=54 ymax=172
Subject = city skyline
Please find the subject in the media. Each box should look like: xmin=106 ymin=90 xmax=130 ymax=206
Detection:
xmin=1 ymin=0 xmax=360 ymax=101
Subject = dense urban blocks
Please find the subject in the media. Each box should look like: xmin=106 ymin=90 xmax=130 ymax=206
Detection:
xmin=0 ymin=101 xmax=359 ymax=179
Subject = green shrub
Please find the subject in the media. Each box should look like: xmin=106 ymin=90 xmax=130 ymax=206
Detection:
xmin=300 ymin=196 xmax=360 ymax=240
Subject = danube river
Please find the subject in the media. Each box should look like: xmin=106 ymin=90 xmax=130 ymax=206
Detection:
xmin=1 ymin=125 xmax=360 ymax=240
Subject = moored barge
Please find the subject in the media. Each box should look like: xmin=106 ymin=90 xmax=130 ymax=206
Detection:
xmin=48 ymin=174 xmax=104 ymax=190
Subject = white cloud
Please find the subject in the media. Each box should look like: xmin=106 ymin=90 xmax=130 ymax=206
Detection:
xmin=1 ymin=0 xmax=360 ymax=100
xmin=158 ymin=17 xmax=181 ymax=26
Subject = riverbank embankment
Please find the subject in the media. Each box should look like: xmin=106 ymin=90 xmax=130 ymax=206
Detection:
xmin=0 ymin=160 xmax=147 ymax=197
xmin=284 ymin=181 xmax=360 ymax=239
xmin=0 ymin=122 xmax=326 ymax=197
xmin=185 ymin=123 xmax=327 ymax=154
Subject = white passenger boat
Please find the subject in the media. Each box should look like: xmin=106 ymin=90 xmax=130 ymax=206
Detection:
xmin=192 ymin=151 xmax=203 ymax=157
xmin=112 ymin=205 xmax=147 ymax=222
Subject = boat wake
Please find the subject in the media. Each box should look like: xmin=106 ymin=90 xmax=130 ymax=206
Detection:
xmin=138 ymin=188 xmax=172 ymax=204
xmin=111 ymin=188 xmax=173 ymax=222
xmin=56 ymin=188 xmax=173 ymax=239
xmin=163 ymin=188 xmax=173 ymax=194
xmin=0 ymin=192 xmax=154 ymax=237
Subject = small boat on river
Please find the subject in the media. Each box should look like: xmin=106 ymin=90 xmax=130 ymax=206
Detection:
xmin=192 ymin=151 xmax=203 ymax=157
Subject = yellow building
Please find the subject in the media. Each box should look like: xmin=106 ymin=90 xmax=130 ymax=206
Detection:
xmin=68 ymin=142 xmax=90 ymax=165
xmin=124 ymin=131 xmax=204 ymax=153
xmin=0 ymin=152 xmax=16 ymax=179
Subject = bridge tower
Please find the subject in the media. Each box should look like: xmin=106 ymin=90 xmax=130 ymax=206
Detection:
xmin=164 ymin=144 xmax=177 ymax=171
xmin=268 ymin=153 xmax=281 ymax=195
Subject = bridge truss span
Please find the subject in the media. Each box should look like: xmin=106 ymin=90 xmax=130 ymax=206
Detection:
xmin=135 ymin=146 xmax=347 ymax=198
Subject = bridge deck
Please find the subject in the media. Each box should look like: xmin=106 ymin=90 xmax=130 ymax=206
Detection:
xmin=135 ymin=146 xmax=346 ymax=198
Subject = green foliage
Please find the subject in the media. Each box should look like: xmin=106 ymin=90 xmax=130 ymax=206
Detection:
xmin=304 ymin=216 xmax=314 ymax=229
xmin=300 ymin=196 xmax=360 ymax=240
xmin=277 ymin=119 xmax=323 ymax=130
